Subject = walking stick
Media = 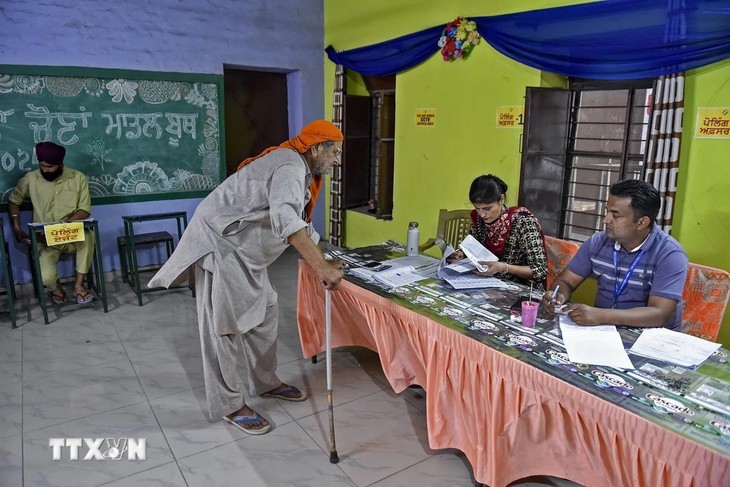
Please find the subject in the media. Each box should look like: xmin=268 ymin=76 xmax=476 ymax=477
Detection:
xmin=325 ymin=288 xmax=339 ymax=463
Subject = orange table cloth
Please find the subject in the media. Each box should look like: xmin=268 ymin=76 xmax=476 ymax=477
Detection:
xmin=296 ymin=261 xmax=729 ymax=487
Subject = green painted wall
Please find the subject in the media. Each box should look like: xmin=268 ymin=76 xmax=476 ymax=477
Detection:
xmin=673 ymin=59 xmax=730 ymax=345
xmin=324 ymin=0 xmax=730 ymax=345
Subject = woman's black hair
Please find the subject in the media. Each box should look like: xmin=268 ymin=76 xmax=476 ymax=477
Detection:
xmin=469 ymin=174 xmax=508 ymax=204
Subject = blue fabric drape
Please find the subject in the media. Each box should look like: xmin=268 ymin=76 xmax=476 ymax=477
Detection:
xmin=325 ymin=0 xmax=730 ymax=79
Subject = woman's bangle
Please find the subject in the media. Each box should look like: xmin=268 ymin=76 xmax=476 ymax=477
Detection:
xmin=10 ymin=214 xmax=19 ymax=218
xmin=503 ymin=262 xmax=509 ymax=274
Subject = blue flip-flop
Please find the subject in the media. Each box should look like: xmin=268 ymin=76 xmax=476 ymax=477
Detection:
xmin=261 ymin=384 xmax=308 ymax=402
xmin=223 ymin=412 xmax=272 ymax=435
xmin=76 ymin=292 xmax=93 ymax=305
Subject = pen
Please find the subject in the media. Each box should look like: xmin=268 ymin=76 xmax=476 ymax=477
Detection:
xmin=552 ymin=285 xmax=560 ymax=302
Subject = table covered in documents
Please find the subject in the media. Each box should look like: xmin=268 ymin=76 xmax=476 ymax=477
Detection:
xmin=296 ymin=242 xmax=730 ymax=487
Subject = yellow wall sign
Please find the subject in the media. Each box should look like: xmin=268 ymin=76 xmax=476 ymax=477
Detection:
xmin=695 ymin=107 xmax=730 ymax=139
xmin=496 ymin=106 xmax=524 ymax=128
xmin=44 ymin=222 xmax=85 ymax=246
xmin=415 ymin=108 xmax=436 ymax=126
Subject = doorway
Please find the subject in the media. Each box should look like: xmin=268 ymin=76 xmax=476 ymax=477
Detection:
xmin=223 ymin=68 xmax=289 ymax=176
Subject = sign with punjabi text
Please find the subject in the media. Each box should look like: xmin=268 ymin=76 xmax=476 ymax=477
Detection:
xmin=694 ymin=107 xmax=730 ymax=139
xmin=496 ymin=106 xmax=524 ymax=128
xmin=44 ymin=221 xmax=85 ymax=246
xmin=0 ymin=65 xmax=224 ymax=206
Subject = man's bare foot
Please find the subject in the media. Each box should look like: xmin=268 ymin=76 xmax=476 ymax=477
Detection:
xmin=223 ymin=405 xmax=271 ymax=435
xmin=73 ymin=286 xmax=93 ymax=305
xmin=261 ymin=383 xmax=308 ymax=402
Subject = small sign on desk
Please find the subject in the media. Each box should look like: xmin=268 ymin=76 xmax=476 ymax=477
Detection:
xmin=44 ymin=222 xmax=85 ymax=246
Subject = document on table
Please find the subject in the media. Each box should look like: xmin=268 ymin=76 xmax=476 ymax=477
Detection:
xmin=369 ymin=266 xmax=428 ymax=288
xmin=438 ymin=246 xmax=515 ymax=290
xmin=387 ymin=255 xmax=440 ymax=279
xmin=559 ymin=314 xmax=634 ymax=369
xmin=458 ymin=235 xmax=498 ymax=272
xmin=628 ymin=327 xmax=721 ymax=368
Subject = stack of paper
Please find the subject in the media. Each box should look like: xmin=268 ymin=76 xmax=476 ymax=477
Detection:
xmin=628 ymin=327 xmax=721 ymax=368
xmin=348 ymin=255 xmax=438 ymax=288
xmin=559 ymin=314 xmax=634 ymax=369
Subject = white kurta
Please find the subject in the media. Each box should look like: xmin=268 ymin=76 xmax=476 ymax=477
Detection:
xmin=148 ymin=147 xmax=317 ymax=335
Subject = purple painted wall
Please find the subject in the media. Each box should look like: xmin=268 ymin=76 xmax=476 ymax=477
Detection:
xmin=0 ymin=0 xmax=326 ymax=282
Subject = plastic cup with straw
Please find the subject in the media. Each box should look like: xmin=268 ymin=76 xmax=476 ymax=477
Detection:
xmin=521 ymin=281 xmax=539 ymax=327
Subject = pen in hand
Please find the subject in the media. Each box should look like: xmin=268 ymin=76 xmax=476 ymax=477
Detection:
xmin=551 ymin=285 xmax=560 ymax=303
xmin=551 ymin=285 xmax=568 ymax=313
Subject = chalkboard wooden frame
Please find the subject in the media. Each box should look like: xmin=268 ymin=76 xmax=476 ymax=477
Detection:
xmin=0 ymin=64 xmax=226 ymax=210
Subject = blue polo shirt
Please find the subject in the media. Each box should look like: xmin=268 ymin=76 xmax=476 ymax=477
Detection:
xmin=567 ymin=225 xmax=688 ymax=330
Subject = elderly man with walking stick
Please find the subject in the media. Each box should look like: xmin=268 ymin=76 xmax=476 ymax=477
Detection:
xmin=149 ymin=120 xmax=345 ymax=435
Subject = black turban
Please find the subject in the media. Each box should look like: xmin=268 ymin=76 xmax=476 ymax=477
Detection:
xmin=35 ymin=141 xmax=66 ymax=166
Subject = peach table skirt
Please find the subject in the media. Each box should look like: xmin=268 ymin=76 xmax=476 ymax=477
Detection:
xmin=296 ymin=261 xmax=729 ymax=487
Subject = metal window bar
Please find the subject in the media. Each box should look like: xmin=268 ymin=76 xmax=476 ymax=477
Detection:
xmin=561 ymin=86 xmax=651 ymax=242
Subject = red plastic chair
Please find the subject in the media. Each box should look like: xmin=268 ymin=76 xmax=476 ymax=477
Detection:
xmin=544 ymin=235 xmax=580 ymax=290
xmin=681 ymin=263 xmax=730 ymax=342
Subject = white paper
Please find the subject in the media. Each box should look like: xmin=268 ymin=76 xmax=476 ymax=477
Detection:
xmin=388 ymin=255 xmax=440 ymax=279
xmin=437 ymin=245 xmax=514 ymax=290
xmin=444 ymin=275 xmax=514 ymax=290
xmin=629 ymin=327 xmax=721 ymax=368
xmin=442 ymin=246 xmax=477 ymax=273
xmin=458 ymin=235 xmax=498 ymax=272
xmin=371 ymin=266 xmax=428 ymax=288
xmin=559 ymin=314 xmax=634 ymax=369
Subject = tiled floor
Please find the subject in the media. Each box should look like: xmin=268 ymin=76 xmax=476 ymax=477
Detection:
xmin=0 ymin=248 xmax=582 ymax=487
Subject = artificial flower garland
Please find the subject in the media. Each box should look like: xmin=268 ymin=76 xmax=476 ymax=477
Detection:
xmin=438 ymin=17 xmax=480 ymax=62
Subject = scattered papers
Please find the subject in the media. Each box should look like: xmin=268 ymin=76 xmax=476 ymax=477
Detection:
xmin=628 ymin=327 xmax=721 ymax=368
xmin=458 ymin=235 xmax=498 ymax=272
xmin=348 ymin=254 xmax=439 ymax=288
xmin=559 ymin=314 xmax=634 ymax=369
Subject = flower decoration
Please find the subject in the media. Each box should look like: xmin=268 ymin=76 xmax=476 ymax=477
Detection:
xmin=438 ymin=17 xmax=480 ymax=62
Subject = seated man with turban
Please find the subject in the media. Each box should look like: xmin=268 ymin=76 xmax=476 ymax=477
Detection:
xmin=8 ymin=141 xmax=95 ymax=305
xmin=148 ymin=120 xmax=345 ymax=435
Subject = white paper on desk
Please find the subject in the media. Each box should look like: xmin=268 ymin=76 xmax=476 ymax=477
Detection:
xmin=371 ymin=266 xmax=428 ymax=288
xmin=629 ymin=327 xmax=721 ymax=368
xmin=559 ymin=314 xmax=634 ymax=369
xmin=459 ymin=235 xmax=498 ymax=272
xmin=388 ymin=255 xmax=440 ymax=279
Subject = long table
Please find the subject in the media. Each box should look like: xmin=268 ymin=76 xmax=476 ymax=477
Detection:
xmin=296 ymin=244 xmax=730 ymax=487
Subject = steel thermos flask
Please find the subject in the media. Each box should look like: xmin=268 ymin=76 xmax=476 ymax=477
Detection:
xmin=406 ymin=221 xmax=419 ymax=256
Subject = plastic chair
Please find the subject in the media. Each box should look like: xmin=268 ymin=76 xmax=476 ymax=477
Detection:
xmin=419 ymin=209 xmax=473 ymax=255
xmin=681 ymin=263 xmax=730 ymax=342
xmin=544 ymin=235 xmax=580 ymax=290
xmin=1 ymin=219 xmax=17 ymax=328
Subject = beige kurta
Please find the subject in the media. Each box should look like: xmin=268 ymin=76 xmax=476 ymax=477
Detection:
xmin=148 ymin=147 xmax=317 ymax=334
xmin=149 ymin=148 xmax=318 ymax=417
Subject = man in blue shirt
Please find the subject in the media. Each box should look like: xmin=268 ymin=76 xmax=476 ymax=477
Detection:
xmin=542 ymin=179 xmax=688 ymax=330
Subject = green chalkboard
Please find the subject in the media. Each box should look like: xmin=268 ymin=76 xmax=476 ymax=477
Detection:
xmin=0 ymin=65 xmax=224 ymax=205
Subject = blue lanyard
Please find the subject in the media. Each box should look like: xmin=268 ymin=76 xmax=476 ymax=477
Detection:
xmin=612 ymin=247 xmax=644 ymax=308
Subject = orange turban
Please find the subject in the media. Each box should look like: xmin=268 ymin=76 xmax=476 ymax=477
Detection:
xmin=237 ymin=120 xmax=343 ymax=222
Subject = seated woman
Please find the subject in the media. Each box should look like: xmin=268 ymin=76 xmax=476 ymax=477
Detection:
xmin=448 ymin=174 xmax=548 ymax=290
